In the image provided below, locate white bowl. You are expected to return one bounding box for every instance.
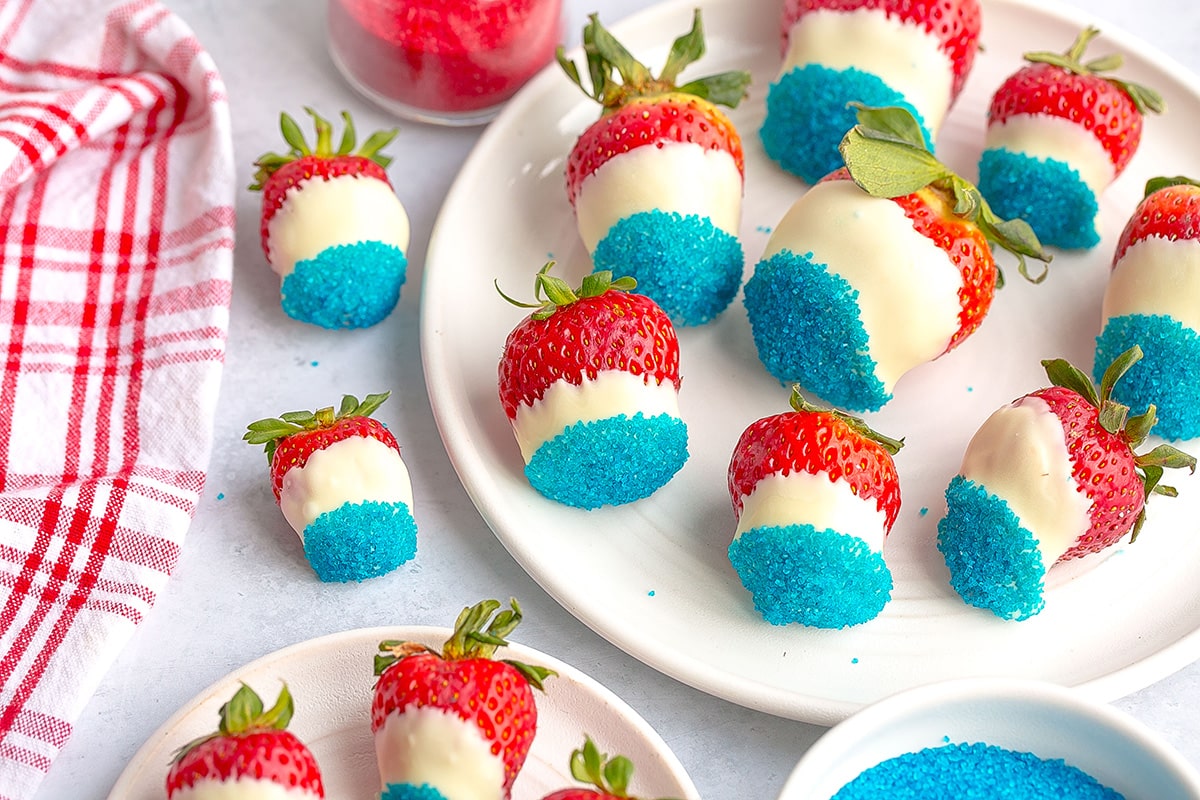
[778,679,1200,800]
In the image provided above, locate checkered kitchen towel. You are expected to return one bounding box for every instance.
[0,0,234,795]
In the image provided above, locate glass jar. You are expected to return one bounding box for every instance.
[328,0,563,126]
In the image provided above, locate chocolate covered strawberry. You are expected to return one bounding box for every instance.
[539,736,671,800]
[166,683,324,800]
[727,386,904,628]
[372,599,554,800]
[558,11,751,326]
[938,347,1195,621]
[250,108,409,329]
[978,26,1165,250]
[497,263,688,509]
[243,391,417,582]
[1096,176,1200,441]
[761,0,981,183]
[745,104,1051,412]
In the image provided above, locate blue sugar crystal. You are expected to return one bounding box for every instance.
[303,499,417,582]
[728,523,892,628]
[743,249,890,412]
[937,476,1046,621]
[380,784,448,800]
[1095,313,1200,441]
[977,148,1100,250]
[525,412,688,509]
[832,741,1125,799]
[591,209,743,327]
[280,239,407,329]
[761,63,933,184]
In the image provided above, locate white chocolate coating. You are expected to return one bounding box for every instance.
[762,179,963,392]
[279,435,414,541]
[1102,236,1200,331]
[985,113,1116,193]
[170,779,317,800]
[782,8,955,133]
[959,395,1092,566]
[733,470,889,553]
[574,141,742,253]
[374,705,505,800]
[511,371,680,463]
[266,173,410,278]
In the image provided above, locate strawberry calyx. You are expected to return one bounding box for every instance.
[1023,26,1165,116]
[170,682,294,764]
[1042,345,1196,540]
[496,261,636,321]
[373,598,556,691]
[1143,175,1200,197]
[564,735,682,800]
[243,391,390,464]
[249,107,398,191]
[839,104,1052,287]
[556,10,751,114]
[788,385,904,456]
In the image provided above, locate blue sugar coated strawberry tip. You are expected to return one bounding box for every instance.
[761,64,932,184]
[592,209,743,327]
[832,741,1125,799]
[380,783,449,800]
[744,249,890,412]
[1096,313,1200,441]
[937,476,1046,621]
[977,148,1100,250]
[303,499,418,582]
[281,240,407,329]
[728,523,892,629]
[525,412,689,510]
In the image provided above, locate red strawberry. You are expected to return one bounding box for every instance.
[249,108,409,329]
[243,391,417,582]
[938,347,1195,620]
[979,27,1165,250]
[371,599,555,799]
[557,11,752,326]
[166,683,324,799]
[540,736,668,800]
[497,263,688,509]
[727,387,904,628]
[745,104,1051,413]
[1112,176,1200,265]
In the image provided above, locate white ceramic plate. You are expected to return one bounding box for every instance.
[421,0,1200,725]
[108,626,699,799]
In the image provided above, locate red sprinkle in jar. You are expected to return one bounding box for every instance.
[328,0,563,126]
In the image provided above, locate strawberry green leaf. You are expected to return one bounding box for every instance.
[1136,443,1198,473]
[280,112,310,155]
[788,386,904,455]
[1024,26,1164,116]
[1098,344,1143,405]
[847,103,928,149]
[504,659,557,692]
[678,71,752,108]
[1042,357,1101,407]
[1097,399,1130,436]
[1125,406,1158,447]
[336,111,357,155]
[1145,175,1200,195]
[587,13,650,88]
[659,9,706,85]
[498,262,636,320]
[838,126,949,198]
[305,107,333,155]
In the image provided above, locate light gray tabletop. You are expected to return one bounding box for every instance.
[45,0,1200,798]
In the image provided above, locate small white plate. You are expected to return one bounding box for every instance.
[421,0,1200,724]
[109,626,699,799]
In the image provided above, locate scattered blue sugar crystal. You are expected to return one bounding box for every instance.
[1096,313,1200,441]
[591,210,743,327]
[743,249,890,412]
[303,499,417,582]
[281,239,407,329]
[761,64,932,183]
[937,476,1046,621]
[727,523,892,628]
[525,412,688,509]
[380,784,448,800]
[977,148,1100,250]
[832,741,1125,799]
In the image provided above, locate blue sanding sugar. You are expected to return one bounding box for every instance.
[380,784,448,800]
[280,239,407,329]
[1096,313,1200,442]
[937,476,1046,621]
[591,209,743,327]
[833,741,1126,799]
[760,64,933,184]
[727,523,892,628]
[525,412,688,510]
[977,148,1100,250]
[743,249,890,412]
[303,499,417,582]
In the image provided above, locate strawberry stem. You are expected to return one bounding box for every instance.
[496,261,636,320]
[1023,26,1165,115]
[244,391,391,464]
[249,109,399,190]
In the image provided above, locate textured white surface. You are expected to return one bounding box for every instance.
[41,1,1200,800]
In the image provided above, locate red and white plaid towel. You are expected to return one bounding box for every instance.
[0,0,234,795]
